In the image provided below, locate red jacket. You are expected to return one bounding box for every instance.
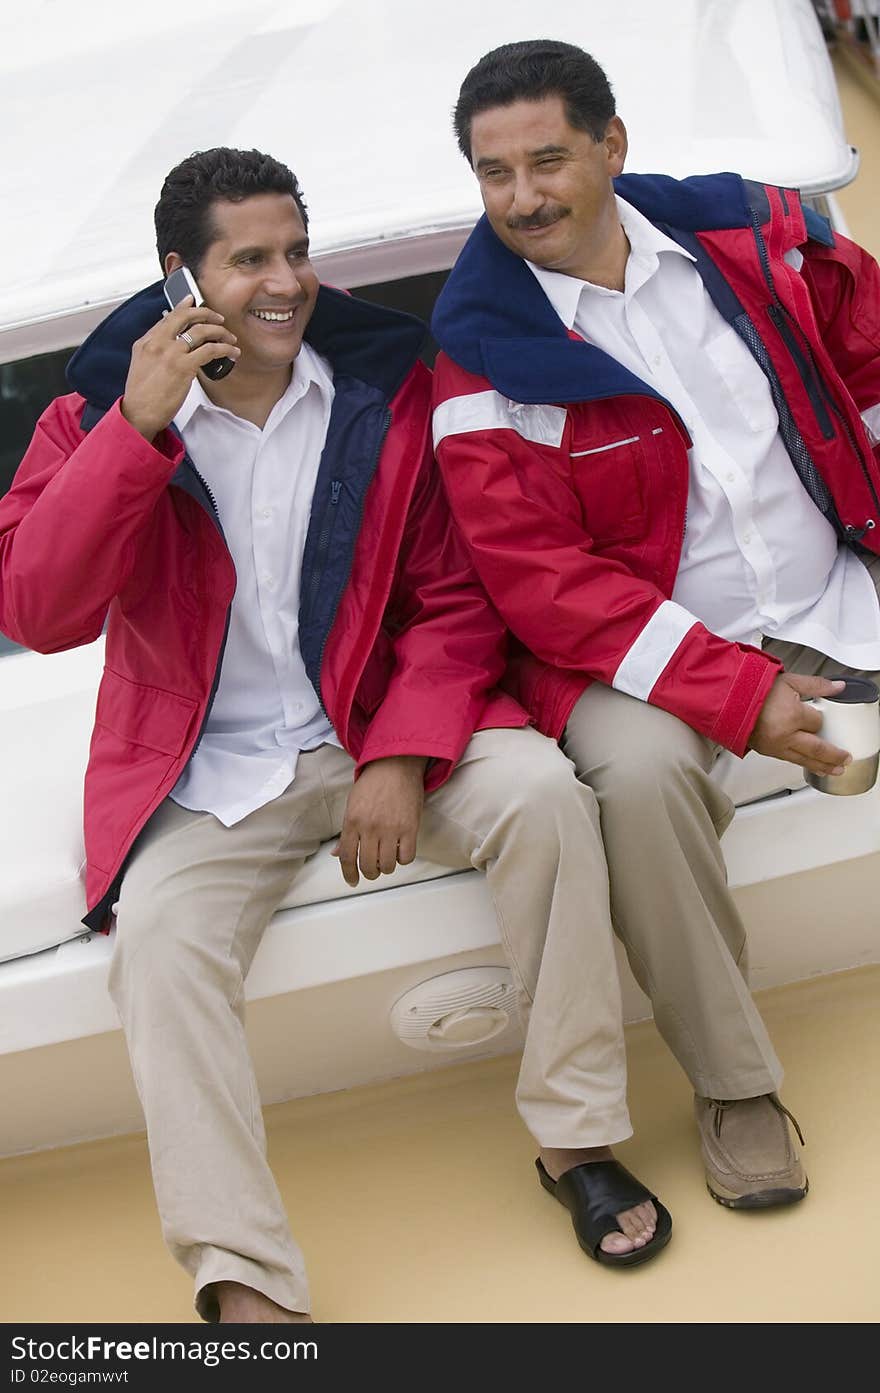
[432,174,880,754]
[0,284,526,927]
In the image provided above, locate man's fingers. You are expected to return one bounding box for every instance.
[798,701,824,735]
[786,673,847,699]
[190,342,242,371]
[340,825,419,881]
[358,832,381,881]
[334,829,360,887]
[789,733,852,775]
[377,837,398,876]
[162,294,195,323]
[164,298,225,331]
[174,321,238,351]
[397,832,417,866]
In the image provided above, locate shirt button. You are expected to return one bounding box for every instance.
[652,354,662,368]
[726,472,736,483]
[260,507,273,519]
[263,575,275,589]
[742,534,752,545]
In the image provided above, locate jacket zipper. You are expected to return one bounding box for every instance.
[749,210,879,530]
[190,461,221,526]
[751,210,835,439]
[306,478,343,612]
[771,302,880,529]
[749,207,777,297]
[819,394,880,539]
[766,304,834,440]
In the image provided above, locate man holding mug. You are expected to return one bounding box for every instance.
[432,39,880,1214]
[803,677,880,795]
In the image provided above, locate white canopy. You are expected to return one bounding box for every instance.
[1,0,855,357]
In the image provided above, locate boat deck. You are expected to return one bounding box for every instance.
[1,966,877,1322]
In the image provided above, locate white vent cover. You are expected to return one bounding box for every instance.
[390,967,518,1052]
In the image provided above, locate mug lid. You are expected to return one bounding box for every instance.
[825,676,880,704]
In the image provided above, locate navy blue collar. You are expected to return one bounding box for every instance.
[430,171,814,405]
[67,282,426,413]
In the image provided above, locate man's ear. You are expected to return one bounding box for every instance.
[163,251,185,277]
[605,117,628,178]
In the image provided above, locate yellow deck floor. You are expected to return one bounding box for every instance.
[3,42,880,1329]
[2,966,878,1323]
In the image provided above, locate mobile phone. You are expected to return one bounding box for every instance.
[163,265,235,381]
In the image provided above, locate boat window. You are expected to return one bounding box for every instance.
[1,349,74,501]
[0,348,74,657]
[350,269,450,366]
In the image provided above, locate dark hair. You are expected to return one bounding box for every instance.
[154,147,309,274]
[454,39,615,163]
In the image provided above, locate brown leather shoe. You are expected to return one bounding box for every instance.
[694,1093,808,1208]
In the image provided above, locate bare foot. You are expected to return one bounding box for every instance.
[213,1280,313,1323]
[540,1146,658,1256]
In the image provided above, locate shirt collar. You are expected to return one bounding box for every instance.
[174,338,333,433]
[174,375,212,432]
[526,194,697,330]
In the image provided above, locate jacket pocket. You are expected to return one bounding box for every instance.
[94,668,199,757]
[569,432,648,543]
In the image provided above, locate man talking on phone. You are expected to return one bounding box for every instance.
[0,148,672,1322]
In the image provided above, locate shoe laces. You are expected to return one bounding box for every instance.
[707,1094,805,1146]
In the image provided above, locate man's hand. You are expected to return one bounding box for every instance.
[332,755,428,888]
[120,297,241,442]
[748,673,851,776]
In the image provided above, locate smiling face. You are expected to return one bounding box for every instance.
[470,95,628,280]
[164,191,319,375]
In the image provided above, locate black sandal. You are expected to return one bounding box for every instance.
[536,1157,673,1267]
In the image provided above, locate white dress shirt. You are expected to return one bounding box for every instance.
[527,195,880,670]
[170,341,341,826]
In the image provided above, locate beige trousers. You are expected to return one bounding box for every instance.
[561,549,880,1102]
[110,727,629,1320]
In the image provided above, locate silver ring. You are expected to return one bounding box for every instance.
[177,330,195,349]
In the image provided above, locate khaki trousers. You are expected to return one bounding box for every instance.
[561,549,880,1102]
[110,728,629,1320]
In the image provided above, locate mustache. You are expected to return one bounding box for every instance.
[506,205,570,231]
